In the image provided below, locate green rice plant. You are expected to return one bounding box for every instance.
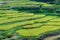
[0,19,36,30]
[6,2,53,7]
[16,25,60,37]
[23,23,43,29]
[50,17,60,22]
[0,14,45,24]
[44,21,60,26]
[35,16,57,22]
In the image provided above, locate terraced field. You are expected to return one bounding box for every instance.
[0,0,60,40]
[0,10,60,40]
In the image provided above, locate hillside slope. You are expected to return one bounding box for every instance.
[0,0,60,40]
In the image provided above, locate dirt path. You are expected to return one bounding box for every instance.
[44,35,60,40]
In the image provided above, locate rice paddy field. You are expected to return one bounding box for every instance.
[0,0,60,40]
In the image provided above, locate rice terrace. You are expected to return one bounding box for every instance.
[0,0,60,40]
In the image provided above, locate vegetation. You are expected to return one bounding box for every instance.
[0,0,60,40]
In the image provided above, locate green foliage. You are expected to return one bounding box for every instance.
[0,0,60,40]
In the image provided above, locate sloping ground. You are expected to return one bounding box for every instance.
[0,0,60,40]
[0,10,60,40]
[16,17,60,37]
[0,1,54,9]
